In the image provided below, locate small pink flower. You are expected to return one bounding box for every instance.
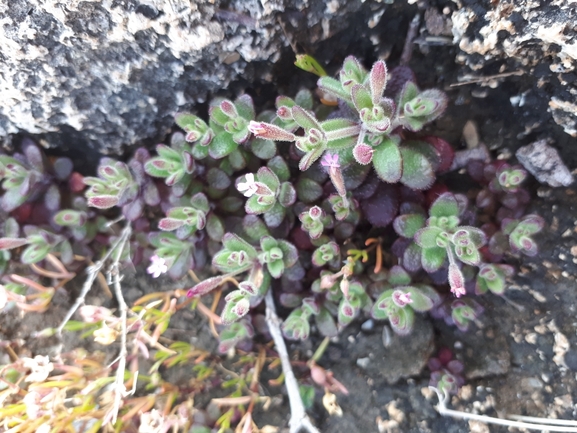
[79,305,113,323]
[147,255,168,278]
[321,153,340,169]
[392,290,413,307]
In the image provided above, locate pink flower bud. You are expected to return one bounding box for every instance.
[448,264,466,298]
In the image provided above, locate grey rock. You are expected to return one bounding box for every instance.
[450,0,577,137]
[340,316,435,384]
[0,0,375,155]
[516,139,574,187]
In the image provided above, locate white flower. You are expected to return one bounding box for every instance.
[93,323,119,345]
[22,356,54,383]
[37,423,51,433]
[0,285,7,310]
[147,255,168,278]
[237,173,258,197]
[139,409,167,433]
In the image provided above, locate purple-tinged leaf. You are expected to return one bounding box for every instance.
[22,139,44,173]
[44,184,61,212]
[403,242,423,272]
[369,60,388,104]
[87,195,119,209]
[384,65,416,98]
[53,157,73,180]
[143,181,160,206]
[182,151,194,173]
[220,100,238,118]
[158,218,185,231]
[361,183,399,228]
[187,275,227,298]
[0,237,27,250]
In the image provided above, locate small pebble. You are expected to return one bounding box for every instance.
[357,357,370,369]
[361,319,375,332]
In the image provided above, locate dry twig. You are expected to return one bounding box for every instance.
[432,387,577,432]
[56,224,133,336]
[265,290,320,433]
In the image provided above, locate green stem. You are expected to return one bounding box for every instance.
[311,336,330,363]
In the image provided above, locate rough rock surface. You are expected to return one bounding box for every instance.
[516,139,574,187]
[449,0,577,137]
[0,0,381,155]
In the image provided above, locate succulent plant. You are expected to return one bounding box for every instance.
[0,54,547,423]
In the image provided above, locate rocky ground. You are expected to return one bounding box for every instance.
[1,0,577,432]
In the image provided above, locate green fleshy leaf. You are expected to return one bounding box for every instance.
[429,193,459,218]
[209,131,238,159]
[373,137,402,183]
[404,285,436,312]
[2,188,29,212]
[393,214,426,238]
[257,167,280,194]
[192,142,210,159]
[21,243,51,264]
[317,76,350,101]
[295,89,313,109]
[350,84,373,112]
[235,94,255,120]
[454,245,481,266]
[388,265,411,286]
[245,194,275,215]
[414,227,443,249]
[260,236,278,252]
[389,307,414,335]
[251,138,277,159]
[222,233,257,258]
[242,215,270,242]
[278,182,296,207]
[206,213,224,242]
[53,210,87,227]
[267,259,284,279]
[315,307,338,337]
[267,156,290,182]
[296,178,323,203]
[277,240,298,267]
[421,246,446,272]
[291,106,322,131]
[263,202,286,228]
[399,147,435,190]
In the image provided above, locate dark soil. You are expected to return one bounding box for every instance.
[2,1,577,432]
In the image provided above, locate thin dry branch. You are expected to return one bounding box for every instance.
[265,290,320,433]
[432,387,577,432]
[56,225,133,336]
[106,224,133,425]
